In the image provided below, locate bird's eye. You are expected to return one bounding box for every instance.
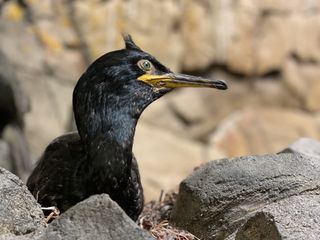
[138,60,153,72]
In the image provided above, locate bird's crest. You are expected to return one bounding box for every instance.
[123,34,141,51]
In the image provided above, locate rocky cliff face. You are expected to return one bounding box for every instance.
[0,0,320,200]
[0,139,319,240]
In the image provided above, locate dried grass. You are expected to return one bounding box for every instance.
[139,191,199,240]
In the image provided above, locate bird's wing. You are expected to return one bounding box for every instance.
[125,155,144,220]
[27,132,86,211]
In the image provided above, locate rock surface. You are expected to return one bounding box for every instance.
[207,108,319,158]
[281,137,320,158]
[63,0,320,75]
[0,50,32,180]
[170,152,320,239]
[0,17,76,159]
[38,194,153,240]
[0,50,29,131]
[0,167,44,236]
[234,195,320,240]
[2,125,33,182]
[283,58,320,112]
[0,141,11,172]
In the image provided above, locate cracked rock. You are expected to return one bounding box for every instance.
[170,152,320,239]
[0,167,44,236]
[38,194,153,240]
[235,195,320,240]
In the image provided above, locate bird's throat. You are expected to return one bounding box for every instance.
[80,110,139,192]
[73,84,145,192]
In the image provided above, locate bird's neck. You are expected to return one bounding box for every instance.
[76,104,140,188]
[72,78,151,189]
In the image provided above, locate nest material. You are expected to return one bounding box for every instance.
[139,191,199,240]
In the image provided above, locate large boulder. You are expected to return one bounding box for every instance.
[281,137,320,158]
[38,194,153,240]
[170,152,320,239]
[0,167,44,236]
[234,195,320,240]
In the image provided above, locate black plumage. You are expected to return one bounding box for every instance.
[27,35,227,221]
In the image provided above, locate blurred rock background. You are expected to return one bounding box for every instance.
[0,0,320,200]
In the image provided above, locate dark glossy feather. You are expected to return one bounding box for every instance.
[27,132,144,220]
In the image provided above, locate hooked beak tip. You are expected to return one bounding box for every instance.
[214,80,228,90]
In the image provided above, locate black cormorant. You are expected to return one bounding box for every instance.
[26,35,227,221]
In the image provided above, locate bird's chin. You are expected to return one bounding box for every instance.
[152,86,173,96]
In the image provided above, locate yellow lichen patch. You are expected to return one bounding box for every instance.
[36,29,62,53]
[3,2,24,22]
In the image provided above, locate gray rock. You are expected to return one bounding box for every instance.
[281,137,320,158]
[0,50,30,130]
[0,167,44,235]
[38,194,153,240]
[0,192,152,240]
[235,195,320,240]
[0,141,11,171]
[170,153,320,240]
[0,20,75,159]
[0,233,39,240]
[2,125,33,182]
[0,49,32,181]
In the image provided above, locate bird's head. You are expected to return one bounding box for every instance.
[73,35,227,142]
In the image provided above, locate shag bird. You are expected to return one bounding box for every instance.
[26,35,227,221]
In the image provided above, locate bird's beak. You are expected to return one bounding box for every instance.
[137,73,228,90]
